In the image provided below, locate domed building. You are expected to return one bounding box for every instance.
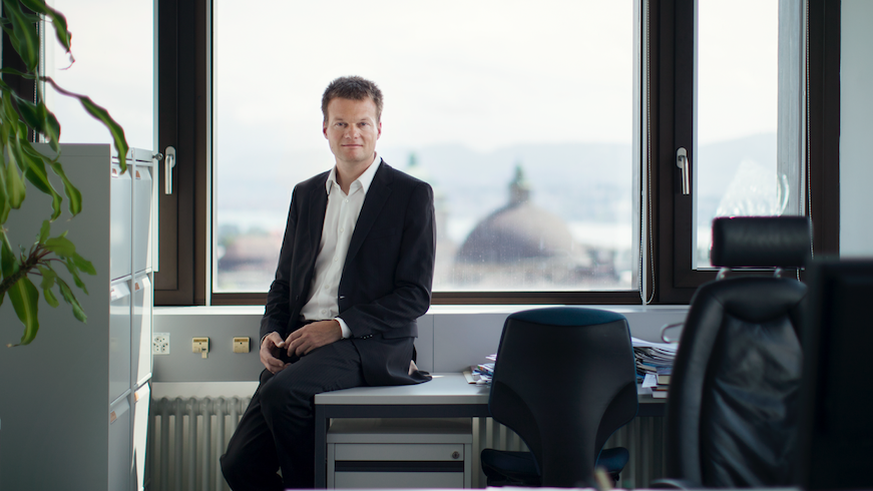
[453,165,604,289]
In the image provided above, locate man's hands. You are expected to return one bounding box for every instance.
[285,320,343,357]
[260,320,344,373]
[260,332,289,374]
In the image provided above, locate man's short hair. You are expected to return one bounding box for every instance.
[321,76,384,123]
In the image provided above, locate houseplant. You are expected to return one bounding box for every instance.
[0,0,128,346]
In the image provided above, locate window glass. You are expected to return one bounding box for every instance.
[214,1,637,293]
[695,0,786,268]
[44,0,155,152]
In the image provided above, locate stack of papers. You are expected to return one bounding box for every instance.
[466,354,497,386]
[633,337,677,399]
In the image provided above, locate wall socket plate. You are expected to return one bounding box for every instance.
[153,332,170,354]
[233,337,251,353]
[192,337,210,358]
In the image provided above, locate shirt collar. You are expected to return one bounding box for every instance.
[325,153,381,195]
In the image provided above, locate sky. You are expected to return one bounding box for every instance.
[43,0,778,154]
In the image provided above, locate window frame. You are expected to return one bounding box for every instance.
[156,0,211,305]
[650,0,841,304]
[154,0,841,307]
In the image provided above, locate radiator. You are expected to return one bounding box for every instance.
[149,398,666,490]
[148,397,251,491]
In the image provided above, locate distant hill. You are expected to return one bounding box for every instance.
[215,133,776,231]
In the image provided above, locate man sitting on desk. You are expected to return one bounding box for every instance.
[220,76,436,490]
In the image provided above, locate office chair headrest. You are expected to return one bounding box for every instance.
[710,216,812,268]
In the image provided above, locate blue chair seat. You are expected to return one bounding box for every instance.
[481,447,630,486]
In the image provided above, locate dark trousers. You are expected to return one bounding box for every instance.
[220,339,365,490]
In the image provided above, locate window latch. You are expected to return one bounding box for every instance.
[676,147,690,195]
[164,145,176,195]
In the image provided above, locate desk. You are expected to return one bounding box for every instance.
[313,373,665,488]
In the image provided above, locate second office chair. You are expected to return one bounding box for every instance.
[481,307,638,487]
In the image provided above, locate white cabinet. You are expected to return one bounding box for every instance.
[111,162,133,281]
[132,274,153,388]
[110,280,133,403]
[327,418,473,489]
[0,144,157,491]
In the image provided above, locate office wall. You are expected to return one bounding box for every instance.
[152,305,688,385]
[840,0,873,256]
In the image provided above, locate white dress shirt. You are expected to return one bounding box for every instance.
[299,155,381,338]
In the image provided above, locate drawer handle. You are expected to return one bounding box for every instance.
[451,451,460,460]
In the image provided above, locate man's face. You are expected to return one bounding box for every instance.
[323,97,381,168]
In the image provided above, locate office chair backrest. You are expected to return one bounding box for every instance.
[665,216,811,487]
[489,307,638,488]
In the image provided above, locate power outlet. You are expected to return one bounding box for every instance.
[153,332,170,354]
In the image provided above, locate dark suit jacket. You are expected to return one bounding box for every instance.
[260,160,436,386]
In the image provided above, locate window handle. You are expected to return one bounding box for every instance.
[676,147,690,195]
[164,145,176,195]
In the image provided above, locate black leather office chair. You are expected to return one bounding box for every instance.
[657,216,811,488]
[481,306,638,488]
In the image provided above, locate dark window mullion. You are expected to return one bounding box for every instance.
[156,0,209,305]
[653,0,711,303]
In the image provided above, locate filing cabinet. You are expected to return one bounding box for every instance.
[0,144,157,491]
[327,418,473,488]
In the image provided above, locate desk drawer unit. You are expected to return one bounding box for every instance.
[327,418,473,488]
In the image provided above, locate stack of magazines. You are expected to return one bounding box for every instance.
[632,337,677,398]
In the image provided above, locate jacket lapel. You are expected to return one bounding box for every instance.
[298,176,328,292]
[345,162,393,265]
[308,180,328,251]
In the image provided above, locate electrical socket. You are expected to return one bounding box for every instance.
[153,332,170,354]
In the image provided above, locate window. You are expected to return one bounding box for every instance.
[212,1,640,298]
[695,0,786,270]
[644,0,839,303]
[154,0,841,307]
[44,0,155,152]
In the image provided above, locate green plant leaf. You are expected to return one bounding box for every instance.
[42,77,128,173]
[0,67,34,81]
[37,263,59,307]
[43,284,58,308]
[0,23,17,51]
[14,94,62,151]
[78,97,128,172]
[71,251,95,275]
[46,158,82,216]
[2,0,39,72]
[0,229,16,277]
[19,0,72,54]
[19,142,62,219]
[44,234,75,256]
[8,275,39,346]
[14,93,41,129]
[5,148,26,209]
[63,257,87,293]
[38,220,51,243]
[56,277,86,322]
[1,92,21,133]
[37,264,55,289]
[38,103,61,151]
[0,155,9,224]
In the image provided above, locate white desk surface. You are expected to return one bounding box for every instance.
[316,372,665,411]
[315,373,490,405]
